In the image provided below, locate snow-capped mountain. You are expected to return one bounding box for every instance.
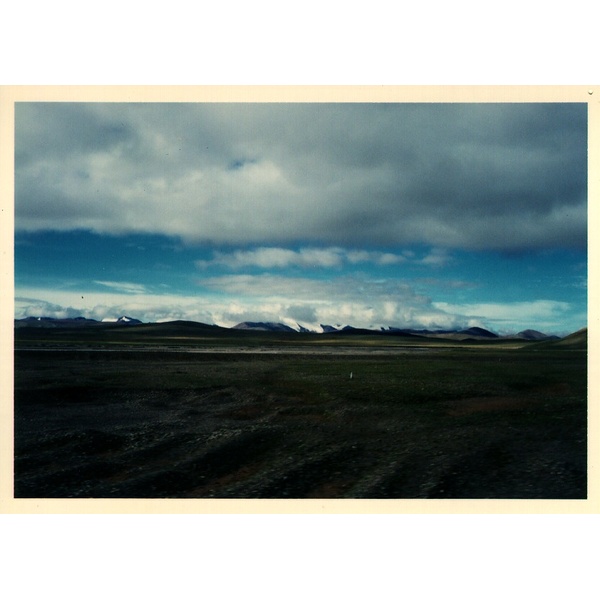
[101,316,143,325]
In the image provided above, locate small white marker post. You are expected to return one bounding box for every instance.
[350,372,353,379]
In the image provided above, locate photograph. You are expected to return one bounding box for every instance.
[2,6,598,598]
[5,88,591,508]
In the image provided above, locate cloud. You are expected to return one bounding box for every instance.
[415,278,478,290]
[197,272,424,302]
[94,280,149,294]
[418,248,452,266]
[14,297,82,320]
[15,288,216,325]
[196,247,345,269]
[15,273,461,331]
[15,277,582,334]
[286,304,318,323]
[15,102,587,252]
[195,246,451,270]
[432,299,574,332]
[195,273,469,330]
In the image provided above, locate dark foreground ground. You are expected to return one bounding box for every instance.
[14,346,587,499]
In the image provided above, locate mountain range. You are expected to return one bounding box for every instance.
[14,315,142,328]
[13,315,564,341]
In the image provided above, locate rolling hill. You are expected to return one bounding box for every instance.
[532,327,587,350]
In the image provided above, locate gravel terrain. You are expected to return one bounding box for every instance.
[14,348,587,499]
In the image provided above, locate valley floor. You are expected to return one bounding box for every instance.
[13,346,587,499]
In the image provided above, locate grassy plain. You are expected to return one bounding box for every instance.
[13,326,587,499]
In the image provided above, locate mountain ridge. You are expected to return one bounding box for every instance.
[14,315,579,341]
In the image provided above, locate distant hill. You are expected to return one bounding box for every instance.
[458,327,499,338]
[388,326,499,341]
[15,316,101,328]
[386,327,454,335]
[507,329,560,341]
[120,320,229,335]
[333,325,381,335]
[533,327,587,350]
[232,321,297,332]
[15,315,143,328]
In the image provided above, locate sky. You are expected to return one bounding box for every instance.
[14,102,588,335]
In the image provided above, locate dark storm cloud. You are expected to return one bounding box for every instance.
[15,103,134,165]
[15,102,587,251]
